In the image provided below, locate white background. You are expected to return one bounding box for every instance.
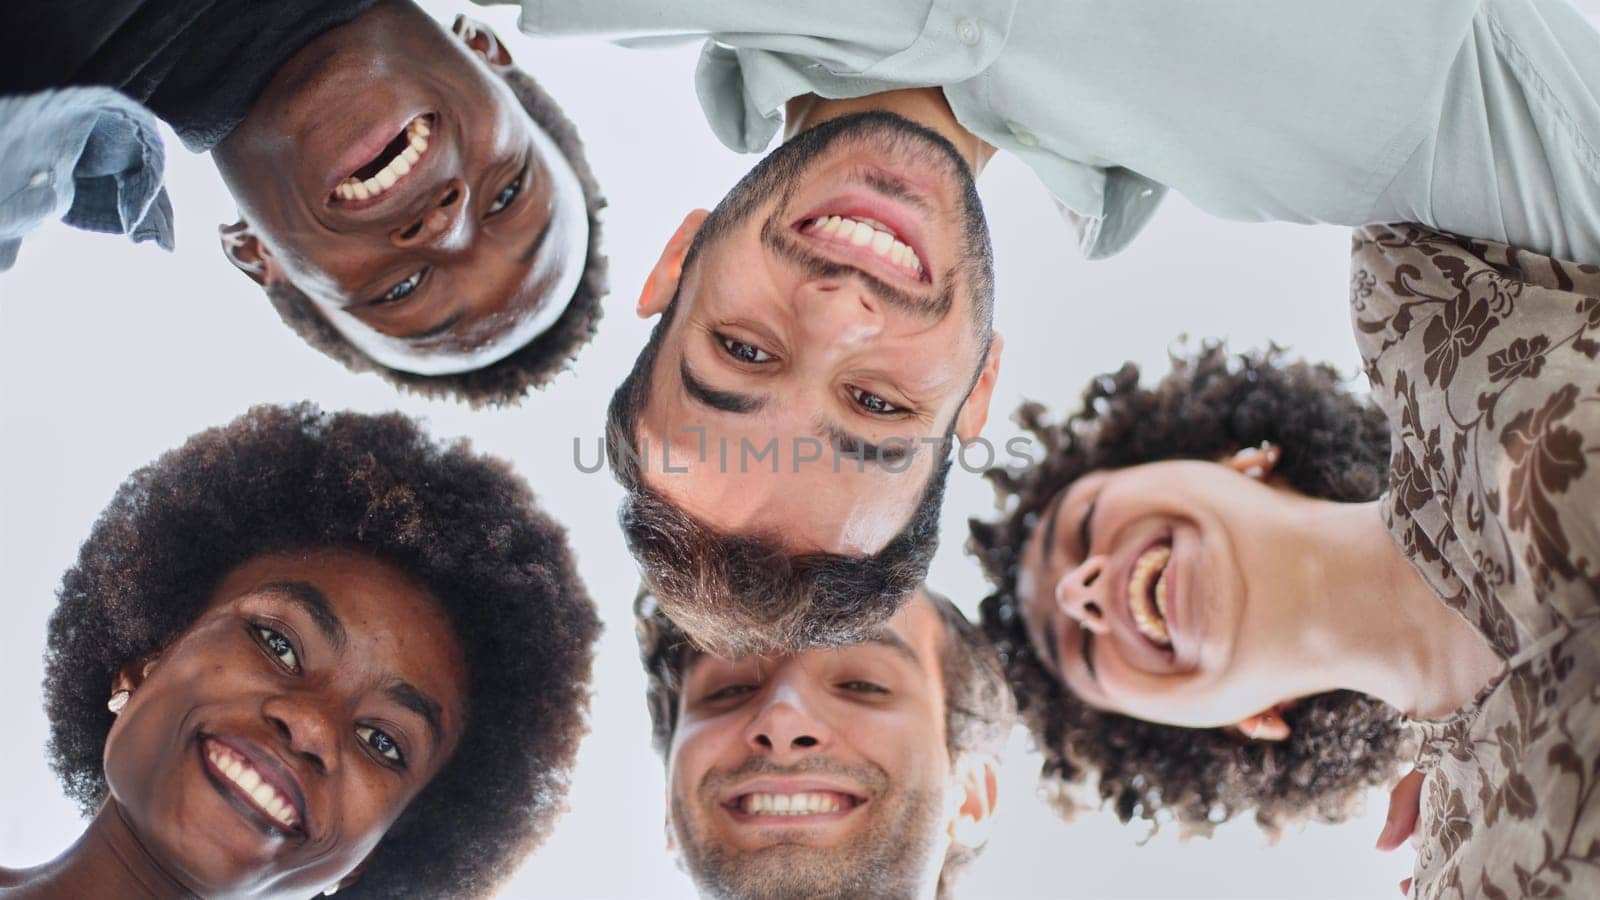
[13,3,1583,897]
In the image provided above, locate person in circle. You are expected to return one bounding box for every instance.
[1,403,599,898]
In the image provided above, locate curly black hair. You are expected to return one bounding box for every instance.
[43,403,600,898]
[968,343,1408,836]
[634,585,1014,898]
[263,67,608,407]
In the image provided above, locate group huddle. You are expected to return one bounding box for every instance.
[3,0,1598,898]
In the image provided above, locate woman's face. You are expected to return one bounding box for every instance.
[1015,458,1313,730]
[101,548,469,897]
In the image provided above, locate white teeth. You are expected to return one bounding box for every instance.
[1127,546,1173,646]
[207,743,297,828]
[336,116,430,203]
[741,792,845,816]
[804,215,926,278]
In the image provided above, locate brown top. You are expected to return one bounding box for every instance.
[1352,223,1600,899]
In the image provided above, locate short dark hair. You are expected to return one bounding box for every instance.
[263,68,608,406]
[968,343,1408,835]
[43,403,600,898]
[635,585,1015,896]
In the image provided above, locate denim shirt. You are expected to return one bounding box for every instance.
[0,87,174,272]
[496,0,1600,264]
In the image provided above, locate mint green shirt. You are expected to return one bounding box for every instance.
[494,0,1600,263]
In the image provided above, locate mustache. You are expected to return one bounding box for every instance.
[700,755,891,800]
[759,217,953,320]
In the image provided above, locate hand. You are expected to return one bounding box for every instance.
[1377,769,1425,895]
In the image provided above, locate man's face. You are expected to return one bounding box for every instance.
[637,113,999,555]
[667,592,955,899]
[103,548,468,897]
[213,4,588,376]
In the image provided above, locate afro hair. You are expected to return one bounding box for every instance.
[968,343,1409,836]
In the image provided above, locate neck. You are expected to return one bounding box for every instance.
[784,89,996,175]
[2,802,194,900]
[1273,499,1503,720]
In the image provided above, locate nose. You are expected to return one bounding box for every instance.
[262,690,342,773]
[391,178,470,251]
[1057,554,1112,635]
[743,681,831,760]
[794,277,884,348]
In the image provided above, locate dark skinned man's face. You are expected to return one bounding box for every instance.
[213,1,588,376]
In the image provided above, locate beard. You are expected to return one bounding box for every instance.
[673,756,946,900]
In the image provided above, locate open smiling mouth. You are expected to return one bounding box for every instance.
[333,114,433,203]
[1128,543,1174,649]
[727,790,866,818]
[201,738,305,834]
[799,215,927,281]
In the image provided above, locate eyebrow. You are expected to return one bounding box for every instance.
[679,359,911,466]
[1040,490,1069,568]
[681,358,764,413]
[404,311,466,343]
[385,680,445,747]
[259,581,346,650]
[860,627,921,667]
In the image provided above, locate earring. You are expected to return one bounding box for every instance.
[107,690,130,714]
[322,885,339,897]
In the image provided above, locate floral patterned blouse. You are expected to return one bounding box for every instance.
[1351,223,1600,899]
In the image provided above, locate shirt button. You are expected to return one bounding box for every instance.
[1008,122,1040,148]
[27,170,49,188]
[956,18,981,46]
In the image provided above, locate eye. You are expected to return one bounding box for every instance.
[849,387,902,415]
[356,725,406,766]
[704,683,757,703]
[372,271,423,306]
[719,336,773,364]
[840,680,889,695]
[488,171,524,215]
[253,625,300,673]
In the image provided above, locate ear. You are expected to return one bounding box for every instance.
[111,653,161,697]
[322,856,370,897]
[947,754,1000,849]
[1227,442,1281,481]
[639,210,710,319]
[954,331,1004,442]
[219,219,285,288]
[451,16,514,67]
[1230,705,1292,742]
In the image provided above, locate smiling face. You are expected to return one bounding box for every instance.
[667,592,955,899]
[634,112,999,556]
[1016,459,1329,730]
[101,548,468,897]
[213,4,589,377]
